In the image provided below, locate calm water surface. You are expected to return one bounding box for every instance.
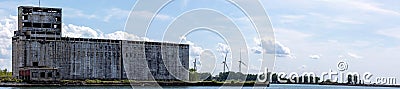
[0,84,397,89]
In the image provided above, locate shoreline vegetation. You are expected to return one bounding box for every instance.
[0,68,398,87]
[0,68,269,87]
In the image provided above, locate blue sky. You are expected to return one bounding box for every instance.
[1,0,400,84]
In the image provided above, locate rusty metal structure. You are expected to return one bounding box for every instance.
[12,6,189,82]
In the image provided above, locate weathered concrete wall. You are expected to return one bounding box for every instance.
[122,41,190,81]
[13,38,189,81]
[13,6,189,81]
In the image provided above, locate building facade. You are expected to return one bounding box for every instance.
[12,6,189,82]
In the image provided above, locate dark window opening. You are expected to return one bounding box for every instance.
[55,17,61,22]
[33,62,38,66]
[22,15,28,20]
[42,23,52,28]
[48,72,53,78]
[32,72,38,78]
[40,72,45,78]
[22,8,32,13]
[56,72,60,76]
[22,22,32,27]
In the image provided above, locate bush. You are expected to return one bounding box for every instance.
[85,79,101,84]
[1,78,23,83]
[121,80,134,83]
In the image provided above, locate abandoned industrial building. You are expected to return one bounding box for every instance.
[12,6,189,82]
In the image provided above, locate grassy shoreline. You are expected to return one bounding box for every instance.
[0,81,269,87]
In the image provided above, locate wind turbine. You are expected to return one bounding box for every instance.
[238,50,247,73]
[222,52,229,73]
[193,58,197,71]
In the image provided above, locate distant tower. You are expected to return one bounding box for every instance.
[15,6,62,38]
[13,6,62,78]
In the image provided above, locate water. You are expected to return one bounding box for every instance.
[0,84,396,89]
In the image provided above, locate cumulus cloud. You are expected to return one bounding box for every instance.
[182,40,204,57]
[0,16,16,70]
[275,41,292,57]
[216,43,230,54]
[102,31,152,41]
[309,54,321,59]
[0,16,16,57]
[62,23,151,41]
[251,37,294,58]
[62,24,102,38]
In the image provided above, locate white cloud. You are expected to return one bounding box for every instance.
[309,54,321,59]
[347,52,363,59]
[0,16,16,57]
[183,40,204,57]
[251,46,263,54]
[0,58,11,71]
[62,23,151,41]
[251,37,294,58]
[216,43,230,54]
[0,16,16,70]
[275,41,292,57]
[102,31,151,41]
[62,24,101,38]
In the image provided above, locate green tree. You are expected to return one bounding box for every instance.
[189,68,199,81]
[189,68,196,72]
